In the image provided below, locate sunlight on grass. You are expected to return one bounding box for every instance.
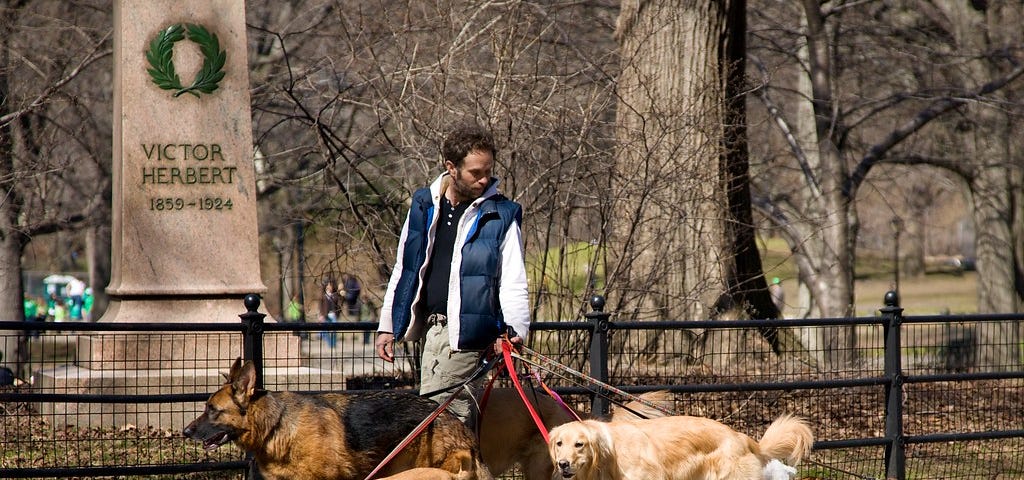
[527,241,604,295]
[526,236,978,317]
[759,235,977,316]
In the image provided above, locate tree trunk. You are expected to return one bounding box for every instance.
[86,223,112,320]
[610,0,732,321]
[0,234,27,371]
[937,0,1021,369]
[611,0,808,366]
[0,6,27,371]
[794,0,857,368]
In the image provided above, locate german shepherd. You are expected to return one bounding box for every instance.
[183,358,491,480]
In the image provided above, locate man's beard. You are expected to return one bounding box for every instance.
[450,174,485,202]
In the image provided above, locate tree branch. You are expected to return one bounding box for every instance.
[845,61,1024,196]
[0,33,110,127]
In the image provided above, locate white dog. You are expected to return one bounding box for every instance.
[548,414,812,480]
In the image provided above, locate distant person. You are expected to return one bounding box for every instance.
[52,301,67,323]
[66,277,86,315]
[286,295,304,323]
[341,273,368,344]
[82,288,95,322]
[318,278,341,348]
[341,274,362,319]
[46,292,61,320]
[769,277,785,318]
[23,296,40,338]
[285,294,306,339]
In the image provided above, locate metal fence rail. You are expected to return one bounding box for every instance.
[1,292,1021,479]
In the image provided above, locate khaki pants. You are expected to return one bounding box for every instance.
[419,317,483,426]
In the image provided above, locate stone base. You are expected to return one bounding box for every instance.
[98,296,267,325]
[85,297,300,370]
[34,365,346,429]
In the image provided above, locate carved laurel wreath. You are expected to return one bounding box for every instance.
[145,23,226,98]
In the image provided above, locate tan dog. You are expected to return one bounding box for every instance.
[479,388,577,479]
[548,414,812,480]
[184,358,491,480]
[479,389,673,479]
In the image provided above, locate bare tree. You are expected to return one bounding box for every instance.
[603,0,820,376]
[0,0,111,371]
[244,0,623,321]
[748,0,1024,367]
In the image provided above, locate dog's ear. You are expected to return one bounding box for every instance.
[589,421,616,472]
[230,360,257,401]
[225,357,243,382]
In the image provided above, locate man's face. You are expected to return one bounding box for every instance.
[446,149,493,203]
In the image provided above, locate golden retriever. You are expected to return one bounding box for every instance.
[480,389,673,480]
[548,414,812,480]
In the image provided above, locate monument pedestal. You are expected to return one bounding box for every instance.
[30,0,311,430]
[100,297,257,325]
[89,297,298,370]
[35,364,344,429]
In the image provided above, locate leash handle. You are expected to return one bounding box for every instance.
[501,340,551,443]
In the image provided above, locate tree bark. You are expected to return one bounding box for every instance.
[610,0,731,321]
[0,3,27,371]
[934,0,1021,369]
[611,0,809,366]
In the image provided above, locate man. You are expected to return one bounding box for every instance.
[318,278,341,348]
[376,123,530,425]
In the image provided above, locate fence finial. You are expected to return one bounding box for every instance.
[590,295,606,312]
[244,293,261,313]
[883,290,900,307]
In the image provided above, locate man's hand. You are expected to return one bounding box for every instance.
[375,332,395,362]
[492,336,523,357]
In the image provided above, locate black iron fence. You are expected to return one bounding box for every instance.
[1,292,1022,479]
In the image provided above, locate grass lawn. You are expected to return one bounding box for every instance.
[527,237,979,317]
[759,236,978,317]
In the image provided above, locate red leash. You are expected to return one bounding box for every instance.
[363,357,498,480]
[365,340,562,480]
[362,388,462,480]
[500,340,552,443]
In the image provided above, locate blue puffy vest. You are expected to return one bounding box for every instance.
[390,187,522,350]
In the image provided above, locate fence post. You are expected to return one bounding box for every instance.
[585,295,610,416]
[880,290,905,480]
[240,293,265,389]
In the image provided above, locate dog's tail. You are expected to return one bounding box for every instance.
[757,414,813,466]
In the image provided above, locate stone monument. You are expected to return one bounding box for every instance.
[35,0,316,428]
[104,1,265,325]
[77,0,284,370]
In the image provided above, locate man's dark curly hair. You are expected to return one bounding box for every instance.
[442,123,496,169]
